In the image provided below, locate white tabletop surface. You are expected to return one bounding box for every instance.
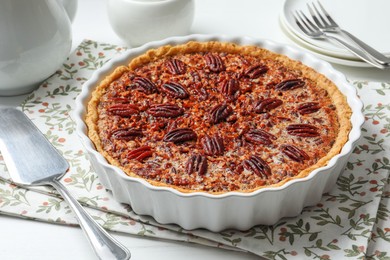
[1,0,389,259]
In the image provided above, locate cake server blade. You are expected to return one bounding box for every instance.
[0,107,130,260]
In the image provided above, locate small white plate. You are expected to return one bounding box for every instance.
[282,0,390,59]
[279,16,373,67]
[279,13,359,60]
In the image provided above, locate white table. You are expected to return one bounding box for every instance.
[1,1,389,259]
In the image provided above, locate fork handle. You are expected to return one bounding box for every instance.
[340,29,390,65]
[51,179,131,260]
[324,33,387,69]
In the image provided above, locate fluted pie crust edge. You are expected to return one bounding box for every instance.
[86,41,352,194]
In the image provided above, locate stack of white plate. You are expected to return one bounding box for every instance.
[279,0,390,67]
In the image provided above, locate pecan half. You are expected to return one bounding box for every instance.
[108,104,139,117]
[221,79,239,101]
[286,124,320,137]
[161,82,189,99]
[186,154,208,175]
[147,104,184,118]
[210,104,233,124]
[190,70,201,82]
[253,98,283,113]
[163,128,197,144]
[297,102,320,115]
[127,146,153,161]
[281,144,309,162]
[201,134,225,156]
[194,87,208,101]
[204,53,225,72]
[110,128,143,140]
[244,65,268,79]
[166,59,186,75]
[132,76,157,94]
[244,129,276,145]
[242,155,271,178]
[275,79,305,91]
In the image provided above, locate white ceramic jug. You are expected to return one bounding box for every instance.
[0,0,77,96]
[107,0,195,47]
[58,0,78,23]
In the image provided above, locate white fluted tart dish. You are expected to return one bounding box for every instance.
[74,34,364,231]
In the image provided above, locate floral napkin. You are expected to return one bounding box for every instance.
[0,40,389,259]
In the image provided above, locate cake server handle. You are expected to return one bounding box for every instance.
[51,179,131,260]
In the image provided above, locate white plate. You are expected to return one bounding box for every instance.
[279,13,359,60]
[282,0,390,59]
[279,15,373,67]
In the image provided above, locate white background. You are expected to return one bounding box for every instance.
[1,0,389,259]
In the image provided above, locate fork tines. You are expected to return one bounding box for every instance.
[293,10,320,35]
[306,1,337,29]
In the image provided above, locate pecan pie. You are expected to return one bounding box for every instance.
[86,41,351,194]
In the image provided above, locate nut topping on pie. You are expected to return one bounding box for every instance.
[243,129,276,145]
[204,53,225,72]
[209,104,233,124]
[297,102,321,115]
[201,134,225,156]
[147,104,184,118]
[242,155,272,178]
[253,98,283,113]
[131,76,157,94]
[221,79,240,101]
[186,154,208,176]
[281,144,310,162]
[286,124,320,137]
[127,146,153,162]
[87,41,351,193]
[110,127,143,140]
[244,64,268,79]
[163,128,197,144]
[161,82,189,99]
[108,104,139,117]
[166,58,186,75]
[275,79,306,91]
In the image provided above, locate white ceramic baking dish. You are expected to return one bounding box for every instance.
[74,34,364,232]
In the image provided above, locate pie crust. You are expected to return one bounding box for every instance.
[86,41,351,194]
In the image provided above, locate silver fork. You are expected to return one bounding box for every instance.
[293,11,389,69]
[307,1,390,66]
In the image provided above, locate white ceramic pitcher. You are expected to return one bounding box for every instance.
[0,0,77,96]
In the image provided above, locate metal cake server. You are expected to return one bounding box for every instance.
[0,107,130,260]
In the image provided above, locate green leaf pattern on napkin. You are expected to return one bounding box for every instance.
[0,40,389,259]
